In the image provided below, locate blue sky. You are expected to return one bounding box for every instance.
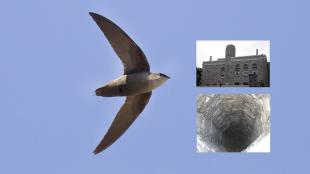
[0,0,309,173]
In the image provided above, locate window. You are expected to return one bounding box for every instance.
[220,67,225,72]
[243,71,249,76]
[243,64,248,70]
[252,63,257,70]
[220,67,225,78]
[235,64,240,71]
[234,82,240,85]
[243,82,249,85]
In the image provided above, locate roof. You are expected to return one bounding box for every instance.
[203,54,267,65]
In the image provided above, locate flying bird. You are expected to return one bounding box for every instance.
[89,12,170,154]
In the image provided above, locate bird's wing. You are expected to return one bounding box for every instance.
[89,12,150,74]
[93,92,152,154]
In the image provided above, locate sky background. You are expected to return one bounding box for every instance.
[0,0,309,173]
[196,40,270,67]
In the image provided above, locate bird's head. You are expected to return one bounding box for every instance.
[148,72,169,89]
[150,73,170,87]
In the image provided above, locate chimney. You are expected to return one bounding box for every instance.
[210,56,212,61]
[256,49,258,55]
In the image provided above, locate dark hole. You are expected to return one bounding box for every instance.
[222,124,252,152]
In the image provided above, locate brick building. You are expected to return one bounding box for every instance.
[201,44,270,87]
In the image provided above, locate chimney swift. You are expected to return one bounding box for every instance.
[89,12,170,154]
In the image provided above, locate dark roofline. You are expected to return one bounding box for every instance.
[203,54,267,63]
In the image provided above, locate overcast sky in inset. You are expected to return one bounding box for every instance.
[196,40,270,68]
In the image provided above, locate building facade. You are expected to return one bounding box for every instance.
[201,44,269,87]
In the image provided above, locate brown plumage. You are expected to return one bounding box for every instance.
[89,12,169,155]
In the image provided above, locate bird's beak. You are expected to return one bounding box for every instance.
[162,74,170,79]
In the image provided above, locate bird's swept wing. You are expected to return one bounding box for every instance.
[93,92,152,154]
[89,12,150,74]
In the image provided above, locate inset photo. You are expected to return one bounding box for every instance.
[196,40,270,87]
[197,94,270,152]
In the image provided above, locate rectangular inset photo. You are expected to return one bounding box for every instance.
[197,94,270,152]
[196,40,270,87]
